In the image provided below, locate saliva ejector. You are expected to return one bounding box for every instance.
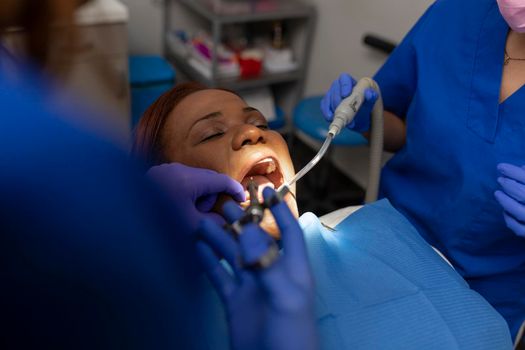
[279,77,384,202]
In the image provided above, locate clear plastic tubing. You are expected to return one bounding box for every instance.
[282,132,334,189]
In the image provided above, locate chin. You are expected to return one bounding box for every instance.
[259,194,299,239]
[260,212,280,237]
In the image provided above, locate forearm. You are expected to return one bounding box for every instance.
[364,110,406,152]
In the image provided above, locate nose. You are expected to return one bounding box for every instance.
[232,125,266,150]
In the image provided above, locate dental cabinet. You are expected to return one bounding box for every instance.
[163,0,317,127]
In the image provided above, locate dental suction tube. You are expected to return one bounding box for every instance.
[329,77,384,203]
[282,78,383,203]
[329,78,379,137]
[285,133,334,188]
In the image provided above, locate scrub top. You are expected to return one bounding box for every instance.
[1,65,207,348]
[375,0,525,337]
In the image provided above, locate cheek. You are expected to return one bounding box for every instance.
[175,144,234,175]
[268,134,295,173]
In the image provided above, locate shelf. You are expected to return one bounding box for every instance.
[164,0,316,120]
[167,50,302,90]
[179,0,315,23]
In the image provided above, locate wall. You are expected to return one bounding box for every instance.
[121,0,434,95]
[302,0,433,95]
[120,0,164,55]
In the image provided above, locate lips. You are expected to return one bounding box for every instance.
[239,156,284,205]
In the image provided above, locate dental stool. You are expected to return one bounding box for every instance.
[292,96,368,214]
[129,55,176,128]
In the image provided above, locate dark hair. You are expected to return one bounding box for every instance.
[131,82,210,168]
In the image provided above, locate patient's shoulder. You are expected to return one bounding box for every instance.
[336,199,427,247]
[303,201,513,349]
[303,199,467,289]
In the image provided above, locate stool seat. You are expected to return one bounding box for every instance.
[129,55,176,128]
[129,56,175,86]
[293,96,367,146]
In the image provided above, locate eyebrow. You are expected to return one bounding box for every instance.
[187,111,223,138]
[243,107,260,113]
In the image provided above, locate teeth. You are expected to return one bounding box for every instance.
[256,157,273,164]
[254,158,276,175]
[266,162,276,174]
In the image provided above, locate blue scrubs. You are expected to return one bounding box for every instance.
[0,64,208,348]
[375,0,525,337]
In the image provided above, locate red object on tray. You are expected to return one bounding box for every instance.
[238,50,263,78]
[238,57,262,78]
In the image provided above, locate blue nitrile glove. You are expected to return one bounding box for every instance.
[320,72,379,132]
[495,163,525,238]
[196,187,318,350]
[147,163,245,229]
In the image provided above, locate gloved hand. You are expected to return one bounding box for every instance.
[494,163,525,238]
[196,187,318,350]
[320,72,379,132]
[147,163,245,229]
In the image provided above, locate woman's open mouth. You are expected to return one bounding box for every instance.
[239,157,284,206]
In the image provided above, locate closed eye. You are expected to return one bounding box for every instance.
[200,132,225,143]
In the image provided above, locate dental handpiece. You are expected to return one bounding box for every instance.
[227,179,264,237]
[277,133,334,193]
[329,77,380,136]
[277,78,380,196]
[228,179,280,270]
[246,179,264,223]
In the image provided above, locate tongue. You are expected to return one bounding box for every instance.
[241,175,275,203]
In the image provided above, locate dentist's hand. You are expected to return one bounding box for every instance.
[147,163,245,230]
[495,163,525,238]
[321,72,378,132]
[196,187,318,350]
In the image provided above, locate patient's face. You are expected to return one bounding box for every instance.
[162,89,298,236]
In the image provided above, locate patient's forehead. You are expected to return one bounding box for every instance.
[173,89,248,123]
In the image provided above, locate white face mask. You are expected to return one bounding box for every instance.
[497,0,525,33]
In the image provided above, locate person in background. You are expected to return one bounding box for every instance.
[0,1,317,349]
[321,0,525,342]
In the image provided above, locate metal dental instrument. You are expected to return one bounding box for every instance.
[229,179,264,236]
[246,179,264,223]
[277,77,384,203]
[228,179,280,270]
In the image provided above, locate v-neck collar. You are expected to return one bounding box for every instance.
[466,2,509,143]
[500,80,525,107]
